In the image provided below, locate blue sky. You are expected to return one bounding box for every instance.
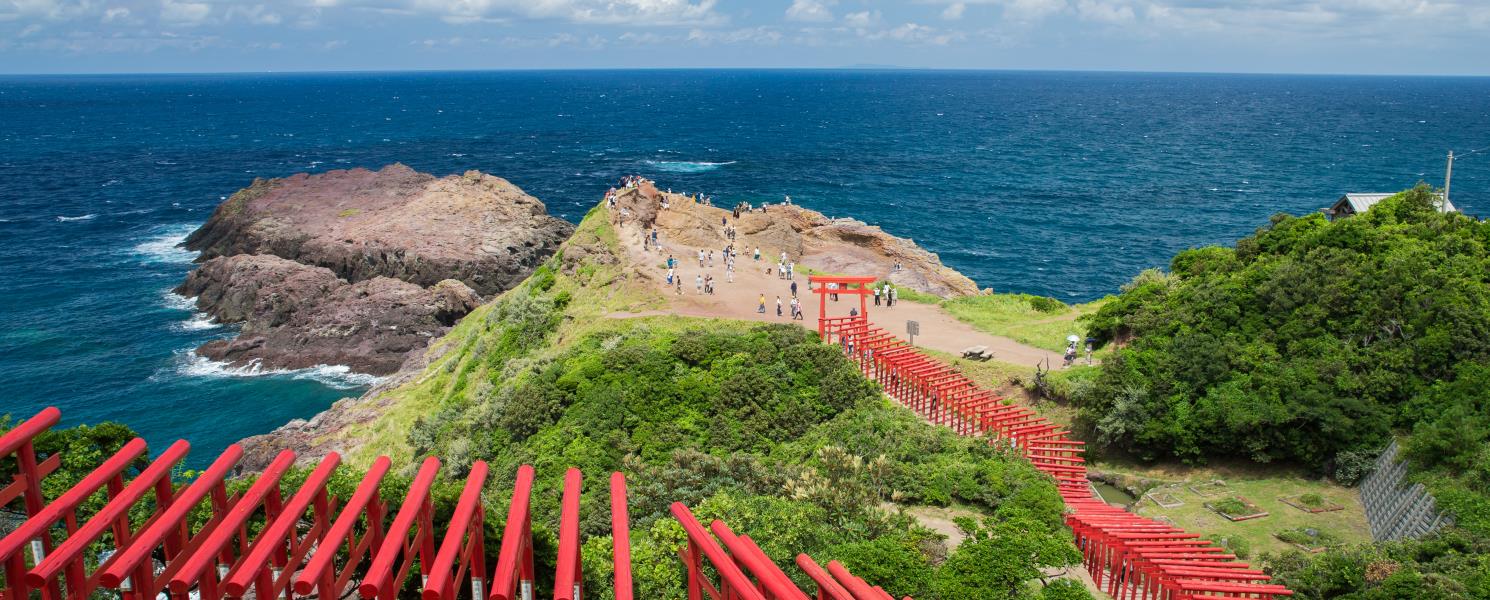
[2,0,1489,75]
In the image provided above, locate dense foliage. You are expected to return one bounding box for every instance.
[409,321,1083,598]
[1265,530,1490,599]
[1077,186,1490,472]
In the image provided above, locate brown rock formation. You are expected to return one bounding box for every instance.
[612,185,979,298]
[175,255,481,375]
[183,164,573,296]
[175,164,570,376]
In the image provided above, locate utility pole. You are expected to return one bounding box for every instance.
[1445,150,1454,206]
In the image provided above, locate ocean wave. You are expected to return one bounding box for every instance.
[175,313,221,332]
[161,289,198,311]
[175,353,383,390]
[134,224,200,264]
[645,160,736,173]
[57,214,97,222]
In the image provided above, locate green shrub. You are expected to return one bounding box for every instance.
[1299,493,1325,507]
[1212,498,1249,516]
[1040,579,1095,600]
[1075,185,1490,470]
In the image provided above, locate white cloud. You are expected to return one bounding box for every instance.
[228,4,283,25]
[785,0,833,22]
[942,3,965,20]
[864,21,964,45]
[408,0,723,27]
[160,0,210,24]
[687,25,781,44]
[101,7,131,23]
[843,9,878,28]
[1075,0,1131,25]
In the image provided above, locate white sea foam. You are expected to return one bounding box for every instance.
[176,353,383,390]
[57,214,97,222]
[134,224,200,264]
[176,313,221,331]
[161,289,198,311]
[645,160,736,174]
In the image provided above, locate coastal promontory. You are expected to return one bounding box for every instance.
[174,164,573,375]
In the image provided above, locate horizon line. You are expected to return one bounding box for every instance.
[4,65,1490,79]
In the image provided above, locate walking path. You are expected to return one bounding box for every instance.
[609,203,1068,369]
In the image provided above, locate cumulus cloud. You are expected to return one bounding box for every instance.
[409,0,723,26]
[843,9,879,28]
[160,0,210,24]
[785,0,833,22]
[941,3,965,20]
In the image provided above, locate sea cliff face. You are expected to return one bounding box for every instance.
[175,164,572,376]
[183,163,573,296]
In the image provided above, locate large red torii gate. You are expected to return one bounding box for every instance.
[807,275,877,340]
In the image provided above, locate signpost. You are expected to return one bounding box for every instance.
[907,320,919,346]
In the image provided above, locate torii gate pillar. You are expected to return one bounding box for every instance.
[807,275,878,339]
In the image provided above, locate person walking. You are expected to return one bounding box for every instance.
[874,286,881,306]
[753,247,761,261]
[889,287,898,307]
[697,249,705,268]
[776,296,783,317]
[695,273,703,294]
[790,296,801,320]
[757,294,767,314]
[790,280,798,297]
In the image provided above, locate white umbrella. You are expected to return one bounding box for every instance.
[1067,334,1080,343]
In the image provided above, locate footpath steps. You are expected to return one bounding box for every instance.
[825,316,1293,600]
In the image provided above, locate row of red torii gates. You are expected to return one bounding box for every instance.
[0,276,1292,600]
[806,275,1293,600]
[1,407,904,600]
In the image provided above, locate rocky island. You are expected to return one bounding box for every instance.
[173,164,573,375]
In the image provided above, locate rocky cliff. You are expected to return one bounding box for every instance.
[176,255,480,375]
[614,185,980,297]
[175,164,571,375]
[183,164,572,296]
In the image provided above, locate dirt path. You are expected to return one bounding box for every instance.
[610,206,1063,369]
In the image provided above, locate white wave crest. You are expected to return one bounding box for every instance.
[176,353,383,390]
[57,214,97,222]
[175,313,221,331]
[134,225,200,264]
[160,289,198,311]
[645,160,736,173]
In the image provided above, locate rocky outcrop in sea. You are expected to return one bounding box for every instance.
[174,164,573,375]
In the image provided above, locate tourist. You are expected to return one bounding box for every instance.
[889,287,898,307]
[787,262,794,280]
[776,296,783,317]
[695,273,703,294]
[849,307,859,318]
[697,249,705,268]
[757,294,767,314]
[708,250,715,267]
[753,247,761,261]
[1085,338,1095,366]
[666,268,675,286]
[790,297,801,320]
[790,280,798,297]
[874,286,881,306]
[675,276,683,295]
[666,254,674,270]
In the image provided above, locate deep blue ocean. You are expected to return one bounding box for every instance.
[2,70,1487,464]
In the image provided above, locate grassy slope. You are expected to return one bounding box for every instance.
[333,207,666,467]
[941,294,1111,355]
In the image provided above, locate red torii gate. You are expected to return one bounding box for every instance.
[807,275,877,340]
[1,406,918,600]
